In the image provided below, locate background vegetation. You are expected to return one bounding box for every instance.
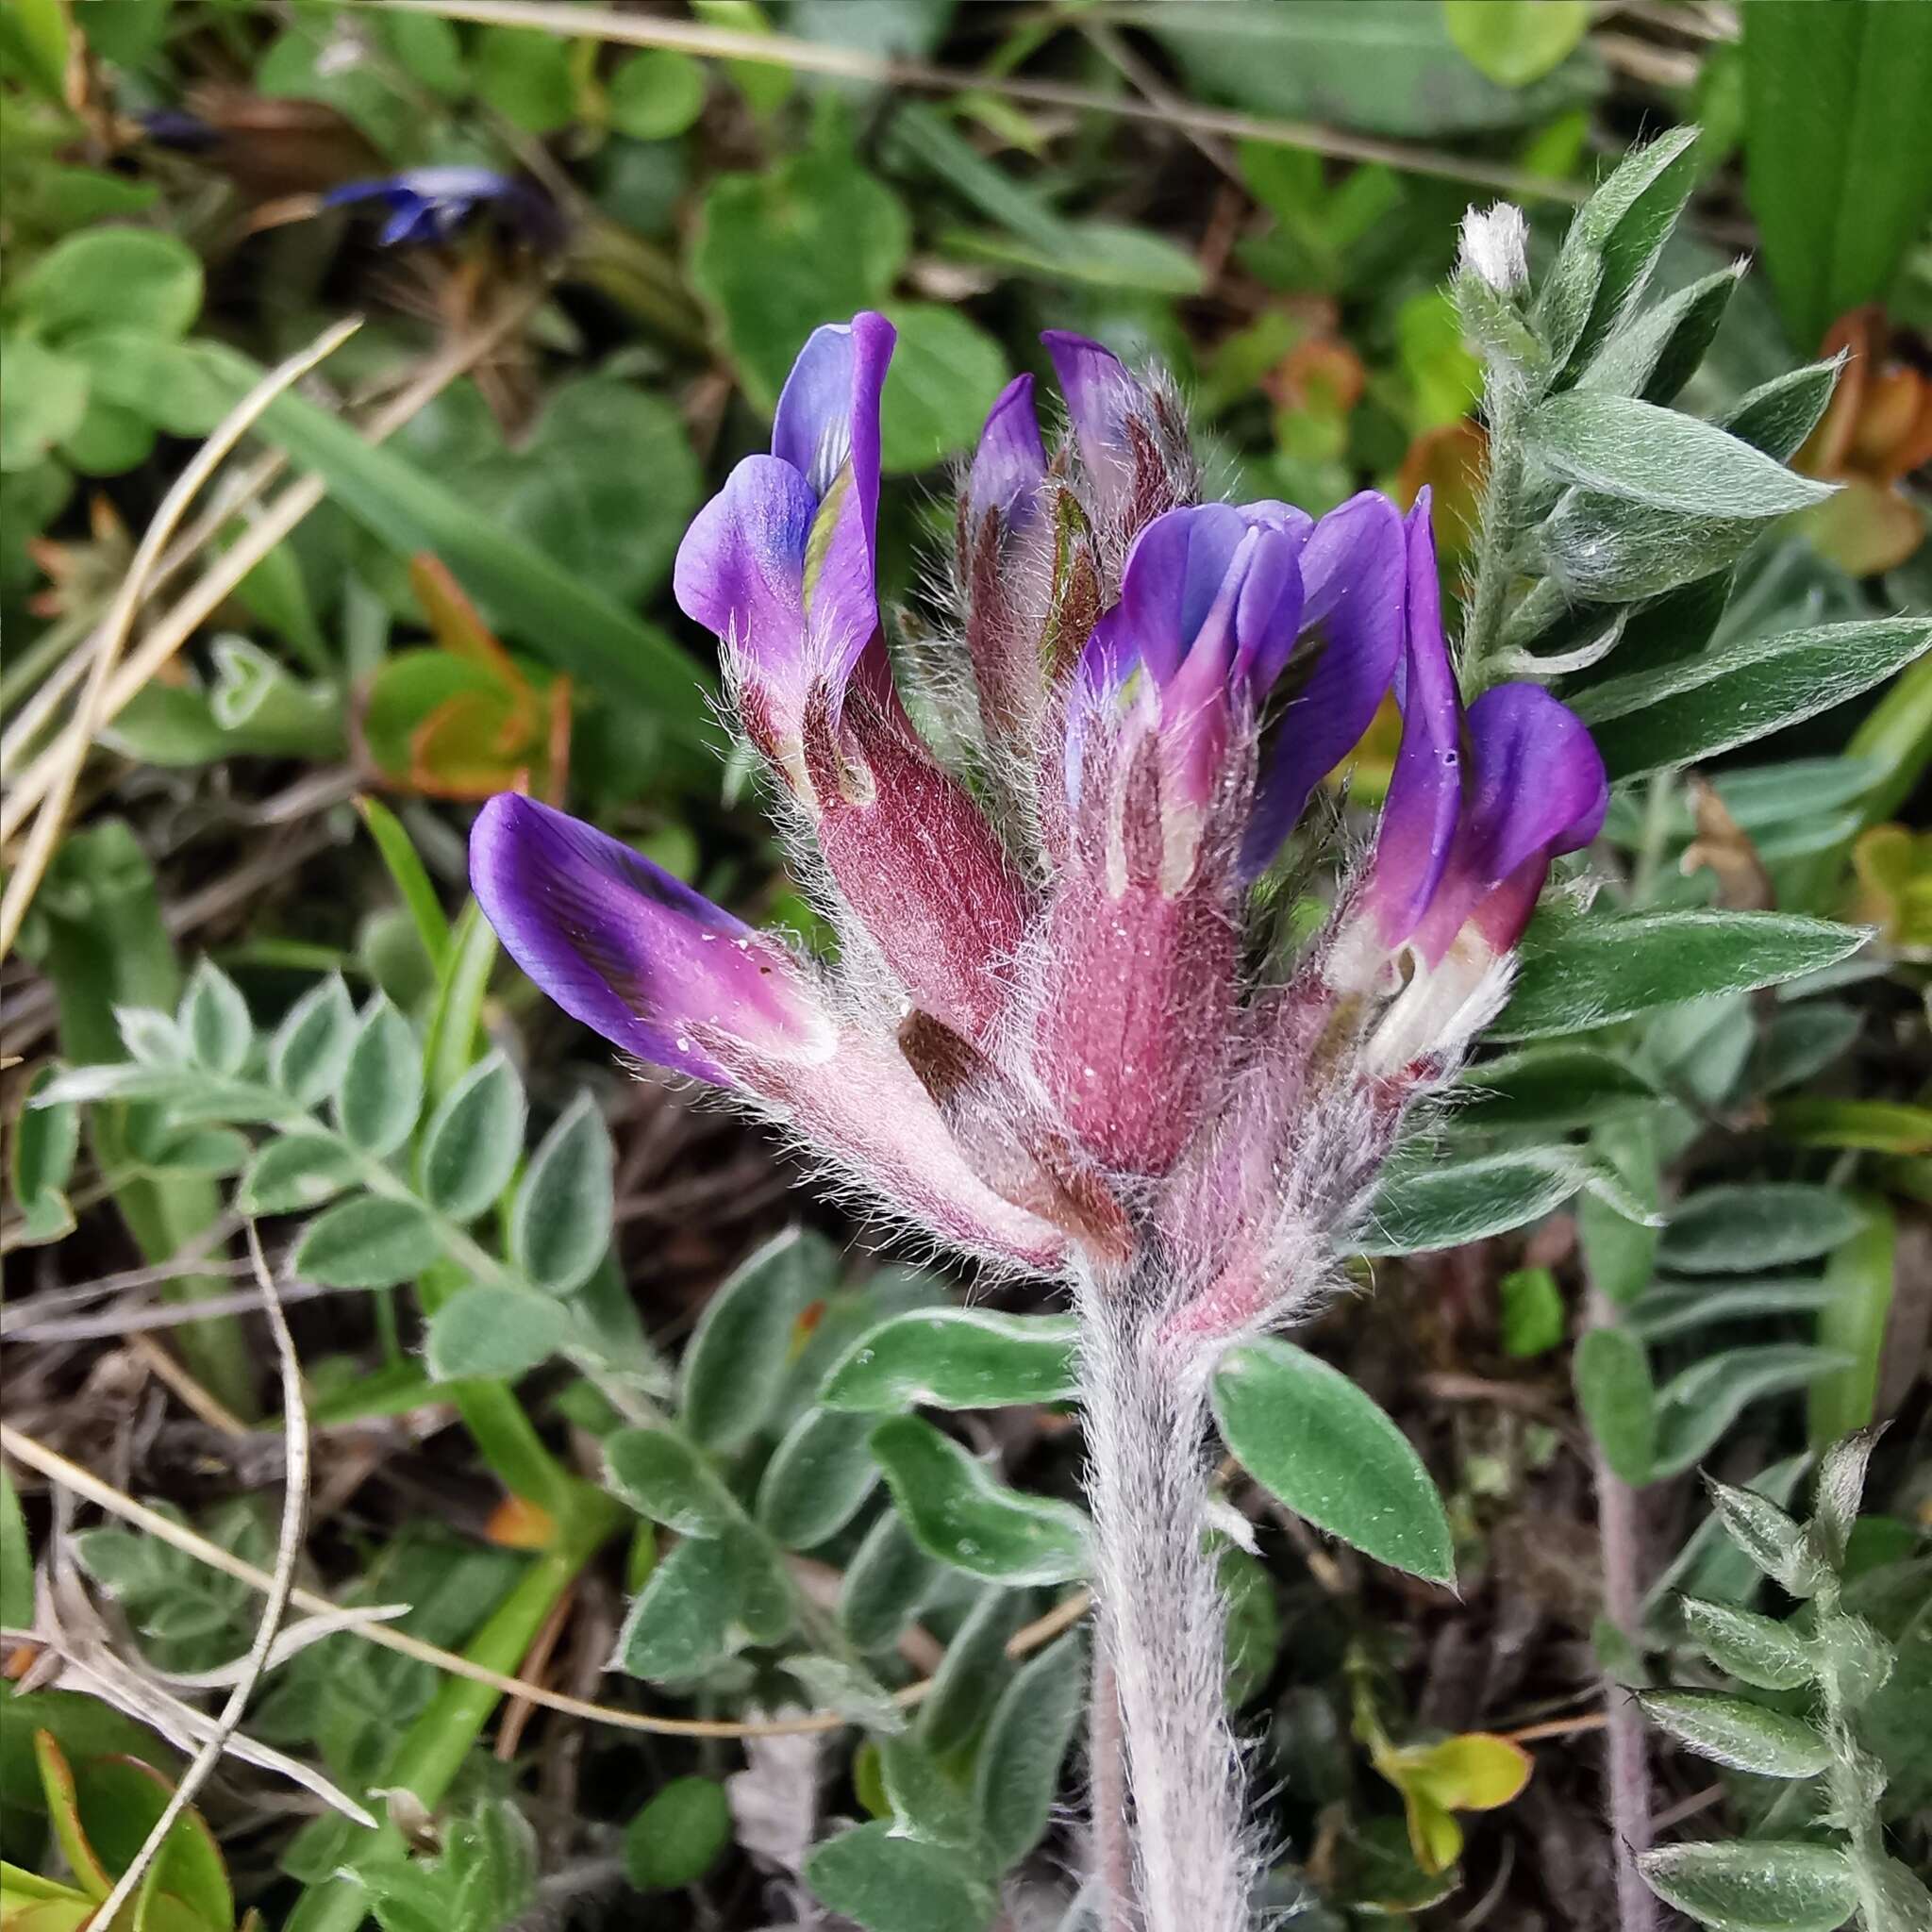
[1,4,1927,1929]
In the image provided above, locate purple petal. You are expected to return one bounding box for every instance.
[1356,493,1463,938]
[1409,683,1608,964]
[968,375,1048,525]
[673,455,817,712]
[1042,329,1146,501]
[470,794,830,1087]
[1241,490,1407,875]
[771,312,895,690]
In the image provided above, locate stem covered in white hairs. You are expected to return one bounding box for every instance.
[1075,1257,1252,1932]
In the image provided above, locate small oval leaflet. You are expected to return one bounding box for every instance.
[1210,1339,1452,1583]
[819,1307,1080,1412]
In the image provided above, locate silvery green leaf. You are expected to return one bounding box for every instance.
[1678,1597,1814,1691]
[417,1050,525,1222]
[1722,358,1843,461]
[754,1407,879,1550]
[1574,618,1932,782]
[1652,1345,1850,1478]
[1760,1004,1862,1094]
[1575,263,1742,405]
[818,1308,1080,1413]
[333,996,423,1157]
[270,974,357,1106]
[1541,491,1766,600]
[10,1063,78,1245]
[1626,1277,1837,1343]
[178,959,253,1076]
[681,1227,838,1450]
[1808,1424,1886,1569]
[1705,1476,1832,1598]
[1638,1690,1829,1777]
[1574,1328,1656,1487]
[784,1654,908,1735]
[870,1416,1089,1588]
[508,1091,611,1296]
[118,1005,186,1066]
[1811,1609,1893,1711]
[974,1629,1087,1870]
[1659,1186,1869,1275]
[616,1536,742,1681]
[293,1193,441,1289]
[1456,1044,1660,1133]
[1356,1144,1657,1257]
[917,1589,1024,1757]
[1211,1338,1453,1582]
[237,1130,359,1215]
[1639,1840,1857,1932]
[877,1736,980,1849]
[804,1823,999,1932]
[1529,393,1835,518]
[1499,911,1869,1040]
[604,1425,740,1538]
[841,1506,942,1655]
[425,1286,572,1381]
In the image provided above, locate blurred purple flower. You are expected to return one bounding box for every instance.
[324,165,560,249]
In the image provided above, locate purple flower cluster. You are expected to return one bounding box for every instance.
[473,314,1604,1326]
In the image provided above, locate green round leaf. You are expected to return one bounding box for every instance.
[425,1285,572,1381]
[270,975,357,1107]
[179,960,252,1077]
[0,337,89,471]
[608,49,708,140]
[605,1426,740,1539]
[475,25,576,133]
[237,1132,360,1216]
[293,1193,442,1289]
[623,1775,732,1892]
[804,1822,999,1932]
[333,995,424,1157]
[418,1051,525,1223]
[1211,1338,1452,1583]
[14,227,203,341]
[1638,1840,1857,1932]
[1444,0,1591,88]
[509,1092,612,1295]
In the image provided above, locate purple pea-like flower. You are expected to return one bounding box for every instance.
[324,166,560,249]
[472,313,1602,1277]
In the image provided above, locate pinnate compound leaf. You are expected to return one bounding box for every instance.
[417,1051,525,1222]
[1678,1598,1813,1692]
[870,1416,1089,1587]
[754,1408,879,1550]
[293,1193,441,1288]
[509,1092,611,1296]
[1641,1840,1856,1932]
[820,1308,1079,1413]
[1639,1690,1829,1778]
[604,1426,740,1539]
[1658,1186,1868,1275]
[1652,1345,1847,1478]
[1577,618,1932,783]
[1498,912,1868,1040]
[974,1629,1087,1869]
[682,1228,839,1450]
[334,996,423,1157]
[1211,1338,1452,1582]
[237,1131,359,1216]
[1574,1328,1657,1487]
[270,975,357,1106]
[804,1822,999,1932]
[425,1286,571,1380]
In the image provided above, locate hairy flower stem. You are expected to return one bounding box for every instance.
[1076,1264,1248,1932]
[1457,377,1528,695]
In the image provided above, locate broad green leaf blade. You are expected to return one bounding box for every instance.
[1457,1044,1659,1133]
[1498,912,1869,1040]
[1678,1597,1813,1691]
[1640,1839,1856,1932]
[1211,1339,1452,1582]
[916,1588,1024,1757]
[819,1309,1080,1413]
[755,1408,880,1550]
[508,1092,612,1296]
[1575,619,1932,782]
[293,1193,442,1289]
[1442,0,1588,87]
[334,996,424,1158]
[424,1284,572,1381]
[1653,1344,1846,1479]
[623,1776,731,1893]
[1704,1477,1831,1599]
[1658,1186,1868,1275]
[1528,393,1831,519]
[207,359,715,743]
[869,1416,1090,1587]
[1355,1145,1649,1256]
[179,960,252,1077]
[1742,0,1932,349]
[1574,1328,1657,1487]
[1638,1690,1829,1778]
[616,1536,741,1681]
[237,1131,359,1216]
[682,1228,840,1451]
[804,1822,999,1932]
[1810,1197,1896,1443]
[841,1506,942,1656]
[876,1736,979,1849]
[269,974,356,1107]
[973,1629,1088,1868]
[1626,1277,1838,1343]
[417,1052,525,1223]
[604,1425,741,1539]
